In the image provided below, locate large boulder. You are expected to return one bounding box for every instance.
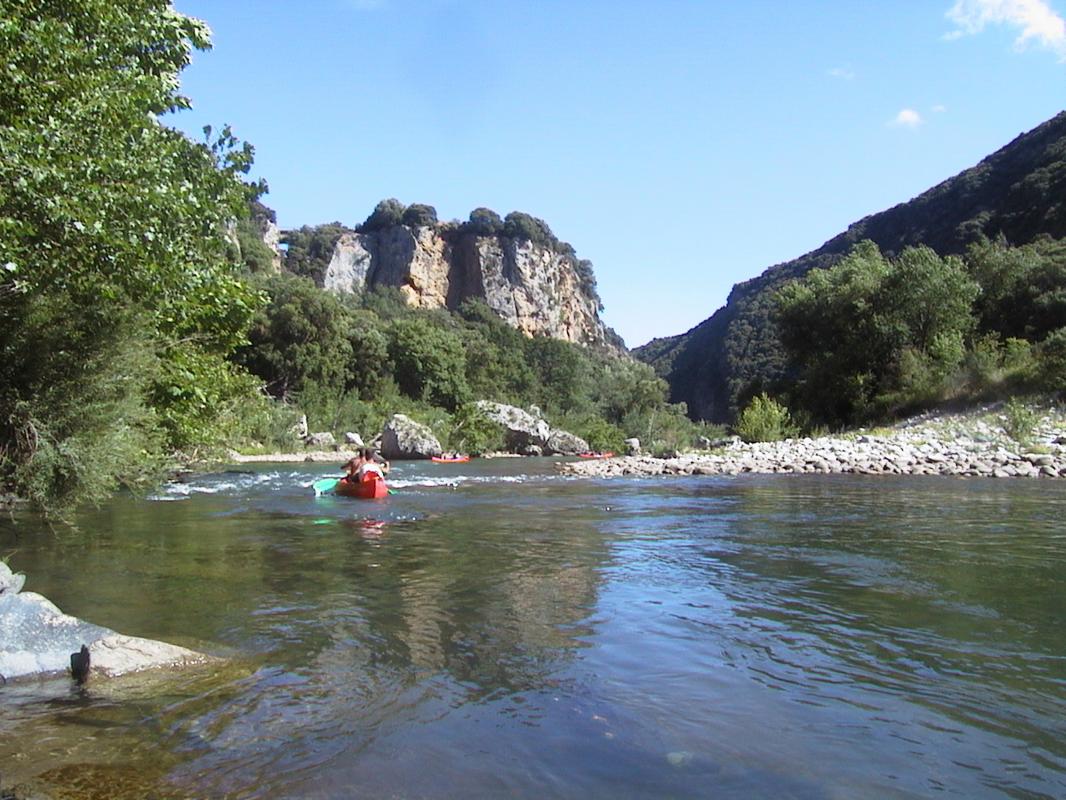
[476,401,550,450]
[380,414,442,459]
[304,431,336,449]
[545,429,590,456]
[1,560,25,595]
[0,575,212,682]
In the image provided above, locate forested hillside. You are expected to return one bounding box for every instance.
[0,2,706,513]
[638,112,1066,423]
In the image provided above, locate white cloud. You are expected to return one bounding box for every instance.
[893,108,924,128]
[828,66,856,80]
[946,0,1066,59]
[932,104,948,112]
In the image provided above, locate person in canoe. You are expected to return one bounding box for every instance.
[342,448,389,484]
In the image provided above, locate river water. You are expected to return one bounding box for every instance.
[1,458,1065,799]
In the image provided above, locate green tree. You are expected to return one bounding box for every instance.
[0,0,262,509]
[387,317,470,410]
[237,273,354,398]
[361,198,406,231]
[402,203,439,228]
[775,241,980,424]
[735,394,798,443]
[463,207,504,236]
[281,222,348,282]
[346,312,391,396]
[775,241,891,422]
[966,236,1066,342]
[503,211,556,246]
[236,217,278,273]
[524,336,590,415]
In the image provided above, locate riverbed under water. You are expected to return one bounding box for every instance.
[1,458,1065,799]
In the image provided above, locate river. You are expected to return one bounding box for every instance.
[1,458,1065,799]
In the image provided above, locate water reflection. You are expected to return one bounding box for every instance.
[1,466,1065,798]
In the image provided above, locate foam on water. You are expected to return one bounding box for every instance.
[149,470,288,501]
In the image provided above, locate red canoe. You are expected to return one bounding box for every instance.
[432,455,471,463]
[578,451,615,459]
[335,474,389,499]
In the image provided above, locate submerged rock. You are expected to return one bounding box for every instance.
[0,577,213,683]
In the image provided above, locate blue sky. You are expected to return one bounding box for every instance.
[170,0,1066,348]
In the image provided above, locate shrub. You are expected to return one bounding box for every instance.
[361,198,406,232]
[281,223,348,282]
[236,218,278,273]
[571,416,626,454]
[447,403,506,455]
[463,207,504,236]
[1037,328,1066,392]
[402,203,439,228]
[1002,397,1038,444]
[735,394,799,443]
[503,211,555,246]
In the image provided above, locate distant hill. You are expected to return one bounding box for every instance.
[636,111,1066,422]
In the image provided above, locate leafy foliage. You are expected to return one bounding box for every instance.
[463,207,504,236]
[387,317,470,411]
[772,237,1065,427]
[360,198,407,232]
[1002,397,1038,444]
[402,203,439,228]
[236,217,278,274]
[735,394,798,443]
[0,0,265,511]
[281,222,349,283]
[236,273,354,399]
[775,241,981,424]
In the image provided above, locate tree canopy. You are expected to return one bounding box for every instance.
[0,1,264,509]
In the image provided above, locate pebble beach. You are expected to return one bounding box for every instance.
[559,403,1066,480]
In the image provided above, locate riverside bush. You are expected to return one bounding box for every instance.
[735,394,799,443]
[1037,328,1066,392]
[1002,397,1038,443]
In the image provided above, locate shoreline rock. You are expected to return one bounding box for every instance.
[0,563,215,684]
[559,405,1066,480]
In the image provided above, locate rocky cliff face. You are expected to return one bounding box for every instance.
[321,225,613,348]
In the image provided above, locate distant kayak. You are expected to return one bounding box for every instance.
[313,475,389,499]
[577,452,614,459]
[432,455,471,463]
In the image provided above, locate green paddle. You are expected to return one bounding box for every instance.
[312,477,340,495]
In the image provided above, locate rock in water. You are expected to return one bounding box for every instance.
[70,644,90,684]
[0,561,25,595]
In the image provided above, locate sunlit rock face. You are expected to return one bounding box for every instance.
[323,232,374,294]
[321,225,612,349]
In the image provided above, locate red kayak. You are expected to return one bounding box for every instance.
[432,455,471,463]
[335,474,388,499]
[578,452,615,459]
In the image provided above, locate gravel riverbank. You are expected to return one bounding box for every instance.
[559,404,1066,480]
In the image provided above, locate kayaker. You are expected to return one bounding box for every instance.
[341,453,362,484]
[357,447,389,479]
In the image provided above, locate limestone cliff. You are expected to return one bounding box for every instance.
[319,224,614,349]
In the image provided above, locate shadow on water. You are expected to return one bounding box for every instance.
[1,463,1065,798]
